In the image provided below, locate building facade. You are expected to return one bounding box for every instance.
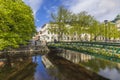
[33,24,58,42]
[113,14,120,31]
[33,14,120,42]
[34,23,90,42]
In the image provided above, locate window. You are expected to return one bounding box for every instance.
[51,37,53,39]
[74,32,76,35]
[74,38,76,40]
[67,37,69,40]
[48,31,50,34]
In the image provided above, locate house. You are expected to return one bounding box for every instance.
[33,14,120,43]
[113,14,120,31]
[36,23,90,42]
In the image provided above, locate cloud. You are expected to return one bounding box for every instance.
[36,26,41,32]
[36,19,40,22]
[43,6,58,18]
[62,0,120,22]
[23,0,43,16]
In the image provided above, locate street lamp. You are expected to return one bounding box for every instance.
[104,20,108,42]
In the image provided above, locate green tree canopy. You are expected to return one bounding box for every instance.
[49,6,120,42]
[67,11,97,41]
[0,0,36,50]
[49,6,71,41]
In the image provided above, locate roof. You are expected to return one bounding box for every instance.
[41,24,47,28]
[113,14,120,22]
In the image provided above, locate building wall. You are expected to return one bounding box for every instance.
[37,24,91,42]
[38,24,58,42]
[116,20,120,31]
[34,20,120,42]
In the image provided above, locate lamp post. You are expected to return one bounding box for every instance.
[104,20,108,42]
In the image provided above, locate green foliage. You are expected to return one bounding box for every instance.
[0,0,36,50]
[49,6,72,41]
[49,6,120,42]
[69,12,96,40]
[107,22,119,39]
[88,21,101,41]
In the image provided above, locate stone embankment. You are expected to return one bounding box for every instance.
[0,46,49,58]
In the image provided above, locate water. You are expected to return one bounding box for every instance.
[32,56,55,80]
[57,50,120,80]
[0,50,120,80]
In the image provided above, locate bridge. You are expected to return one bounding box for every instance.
[48,42,120,62]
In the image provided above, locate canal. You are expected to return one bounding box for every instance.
[0,49,120,80]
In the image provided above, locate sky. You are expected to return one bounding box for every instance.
[23,0,120,31]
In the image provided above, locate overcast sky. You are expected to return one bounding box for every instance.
[23,0,120,31]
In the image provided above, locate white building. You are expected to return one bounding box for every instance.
[35,23,90,42]
[33,15,120,43]
[114,14,120,31]
[38,24,58,42]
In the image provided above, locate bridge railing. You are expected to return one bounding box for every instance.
[47,41,120,60]
[47,41,120,50]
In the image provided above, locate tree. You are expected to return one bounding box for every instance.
[88,21,119,42]
[107,22,119,40]
[49,6,120,42]
[88,20,101,41]
[49,6,71,41]
[0,0,36,50]
[69,12,96,41]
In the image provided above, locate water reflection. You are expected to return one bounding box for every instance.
[0,50,117,80]
[0,61,5,67]
[33,55,53,80]
[0,56,35,80]
[46,53,109,80]
[0,55,64,80]
[57,50,94,63]
[56,50,120,80]
[34,55,70,80]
